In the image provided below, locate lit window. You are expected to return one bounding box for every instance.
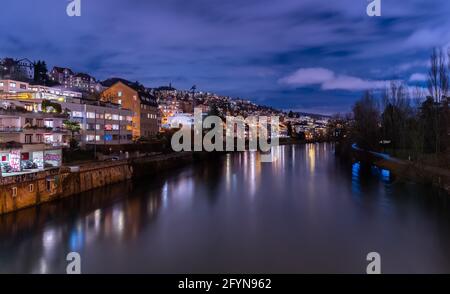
[118,91,122,97]
[105,113,112,120]
[86,112,95,119]
[112,114,119,120]
[118,99,122,105]
[72,111,83,118]
[0,82,4,87]
[10,82,16,88]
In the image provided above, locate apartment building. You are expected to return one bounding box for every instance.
[101,80,160,139]
[0,99,66,175]
[0,79,134,146]
[49,67,102,93]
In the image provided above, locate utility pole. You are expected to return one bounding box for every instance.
[191,85,197,111]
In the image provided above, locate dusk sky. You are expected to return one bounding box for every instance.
[1,0,447,114]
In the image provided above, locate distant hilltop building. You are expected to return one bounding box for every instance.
[0,57,34,81]
[49,66,103,94]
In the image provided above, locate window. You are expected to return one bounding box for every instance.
[112,124,119,130]
[104,124,112,131]
[118,99,122,105]
[96,113,104,119]
[0,82,4,87]
[72,111,83,118]
[29,184,34,193]
[112,114,119,120]
[12,187,17,197]
[86,112,95,119]
[36,134,44,143]
[105,113,112,120]
[118,91,122,97]
[25,134,33,144]
[46,180,52,192]
[10,82,16,88]
[20,84,27,89]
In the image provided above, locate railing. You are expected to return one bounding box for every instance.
[0,127,22,133]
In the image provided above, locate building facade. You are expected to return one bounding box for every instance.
[0,100,65,176]
[0,79,134,147]
[101,81,159,139]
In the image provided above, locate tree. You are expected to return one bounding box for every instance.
[352,91,381,151]
[63,120,81,148]
[426,47,449,153]
[381,82,411,155]
[33,60,49,84]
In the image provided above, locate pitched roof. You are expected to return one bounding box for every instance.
[102,78,158,107]
[52,66,74,75]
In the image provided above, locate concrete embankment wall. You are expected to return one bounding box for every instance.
[0,152,196,215]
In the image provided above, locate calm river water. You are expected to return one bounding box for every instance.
[1,143,450,273]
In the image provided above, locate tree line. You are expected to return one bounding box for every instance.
[331,48,450,162]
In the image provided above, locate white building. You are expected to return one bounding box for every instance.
[0,99,65,175]
[0,79,133,146]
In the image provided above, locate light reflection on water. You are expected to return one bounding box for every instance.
[0,143,450,274]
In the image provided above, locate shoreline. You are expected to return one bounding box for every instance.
[351,147,450,194]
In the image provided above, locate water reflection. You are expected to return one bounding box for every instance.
[1,143,450,273]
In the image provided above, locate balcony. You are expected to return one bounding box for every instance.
[0,126,22,133]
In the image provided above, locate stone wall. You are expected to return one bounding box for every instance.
[0,152,199,215]
[0,161,132,215]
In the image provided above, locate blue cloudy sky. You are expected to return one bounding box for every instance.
[0,0,448,114]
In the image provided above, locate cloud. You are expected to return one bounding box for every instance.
[279,67,390,91]
[409,73,427,82]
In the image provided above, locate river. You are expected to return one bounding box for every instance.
[1,143,450,273]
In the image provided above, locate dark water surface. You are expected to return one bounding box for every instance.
[1,143,450,273]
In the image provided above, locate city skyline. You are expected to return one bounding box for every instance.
[0,0,444,114]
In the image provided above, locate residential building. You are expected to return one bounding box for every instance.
[49,67,103,93]
[101,80,160,139]
[49,66,75,88]
[0,99,66,175]
[0,80,30,93]
[0,57,34,81]
[0,80,133,146]
[61,100,133,146]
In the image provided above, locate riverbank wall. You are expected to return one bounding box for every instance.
[352,149,450,194]
[0,152,197,215]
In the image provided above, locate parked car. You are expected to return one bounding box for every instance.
[20,160,38,170]
[0,162,13,173]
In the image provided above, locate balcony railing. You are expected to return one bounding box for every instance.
[0,127,22,133]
